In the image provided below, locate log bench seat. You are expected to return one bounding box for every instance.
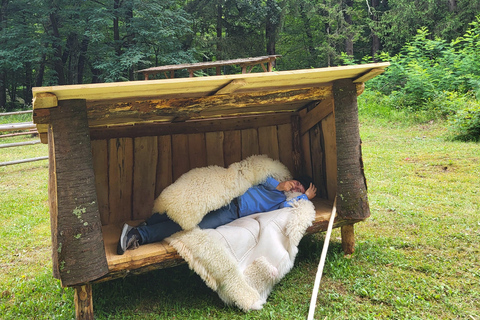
[98,197,355,283]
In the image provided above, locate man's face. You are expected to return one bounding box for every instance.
[290,180,306,193]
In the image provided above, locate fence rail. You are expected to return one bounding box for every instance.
[1,110,47,167]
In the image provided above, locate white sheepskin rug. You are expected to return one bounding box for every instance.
[155,155,316,311]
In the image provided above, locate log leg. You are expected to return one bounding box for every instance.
[74,284,94,320]
[341,224,355,255]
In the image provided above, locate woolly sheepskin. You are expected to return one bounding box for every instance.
[152,155,292,230]
[155,155,316,311]
[167,199,315,311]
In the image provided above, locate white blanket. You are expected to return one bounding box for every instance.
[167,200,315,310]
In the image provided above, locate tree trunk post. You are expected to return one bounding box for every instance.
[74,284,94,320]
[48,99,108,286]
[333,78,370,254]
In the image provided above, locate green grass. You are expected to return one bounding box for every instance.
[1,117,479,319]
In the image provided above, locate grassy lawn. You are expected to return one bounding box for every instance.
[1,117,479,319]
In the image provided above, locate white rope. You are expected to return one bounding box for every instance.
[307,197,337,320]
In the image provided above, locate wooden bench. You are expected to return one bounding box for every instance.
[32,61,389,319]
[137,55,281,79]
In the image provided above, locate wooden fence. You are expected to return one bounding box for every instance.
[0,110,48,167]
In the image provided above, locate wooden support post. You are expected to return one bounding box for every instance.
[333,79,370,220]
[333,79,370,255]
[48,99,108,286]
[74,284,94,320]
[341,224,355,255]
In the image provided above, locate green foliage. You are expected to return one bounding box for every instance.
[448,102,480,142]
[362,17,480,141]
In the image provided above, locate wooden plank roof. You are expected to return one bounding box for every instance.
[32,62,389,135]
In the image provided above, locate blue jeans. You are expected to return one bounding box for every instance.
[137,202,238,244]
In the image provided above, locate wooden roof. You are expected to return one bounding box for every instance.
[32,62,389,135]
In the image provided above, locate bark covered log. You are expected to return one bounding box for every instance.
[49,99,108,286]
[333,79,370,220]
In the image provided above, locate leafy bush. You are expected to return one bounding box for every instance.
[362,16,480,141]
[448,103,480,142]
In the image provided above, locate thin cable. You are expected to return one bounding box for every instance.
[307,197,337,320]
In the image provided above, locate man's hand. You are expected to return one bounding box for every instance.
[305,183,317,200]
[276,181,295,192]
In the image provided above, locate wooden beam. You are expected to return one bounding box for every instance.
[353,68,385,83]
[33,92,58,109]
[299,98,334,135]
[80,86,331,128]
[89,113,293,140]
[214,79,247,95]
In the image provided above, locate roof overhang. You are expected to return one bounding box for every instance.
[32,62,389,134]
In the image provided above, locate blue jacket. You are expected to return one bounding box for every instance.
[237,177,308,217]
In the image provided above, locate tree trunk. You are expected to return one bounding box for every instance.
[25,62,33,106]
[48,99,108,286]
[113,0,122,57]
[0,0,8,108]
[333,79,370,220]
[35,51,47,87]
[447,0,456,12]
[343,0,354,56]
[371,0,381,60]
[216,0,223,60]
[0,70,6,109]
[49,11,66,85]
[77,36,89,84]
[299,3,316,63]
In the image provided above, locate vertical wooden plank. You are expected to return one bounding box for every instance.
[172,134,189,181]
[322,113,337,201]
[299,109,312,178]
[91,140,109,226]
[206,131,225,167]
[277,123,295,176]
[291,115,303,178]
[188,133,207,169]
[49,99,108,286]
[108,137,133,225]
[47,127,60,279]
[224,130,241,166]
[156,135,172,197]
[258,126,280,160]
[133,136,158,221]
[310,123,327,199]
[241,128,259,158]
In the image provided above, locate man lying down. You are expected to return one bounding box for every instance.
[115,155,318,311]
[117,175,316,254]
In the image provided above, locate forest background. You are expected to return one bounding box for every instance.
[1,0,480,141]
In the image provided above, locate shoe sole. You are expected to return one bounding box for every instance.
[116,224,131,255]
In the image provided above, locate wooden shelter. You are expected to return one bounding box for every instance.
[32,61,389,319]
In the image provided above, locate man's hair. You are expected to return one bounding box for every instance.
[295,175,314,191]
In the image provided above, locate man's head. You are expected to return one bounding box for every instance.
[294,175,314,193]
